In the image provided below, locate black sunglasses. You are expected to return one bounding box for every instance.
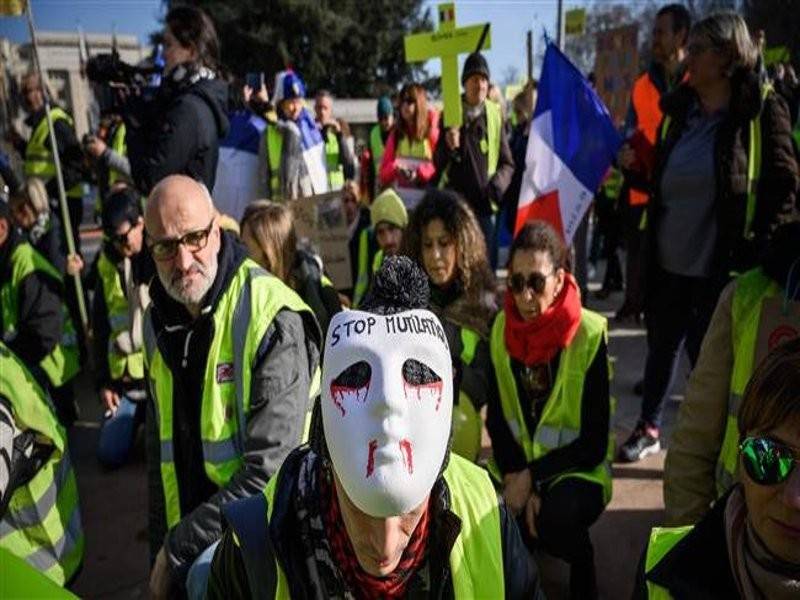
[107,221,137,246]
[740,437,800,486]
[147,219,214,261]
[509,270,554,295]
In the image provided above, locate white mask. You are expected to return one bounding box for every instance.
[322,309,453,518]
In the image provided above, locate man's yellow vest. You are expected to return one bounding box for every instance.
[715,268,783,497]
[643,525,694,599]
[324,129,345,191]
[451,327,484,462]
[143,261,315,528]
[369,124,385,174]
[96,249,144,382]
[489,309,614,503]
[0,343,84,585]
[264,125,283,200]
[0,242,80,389]
[107,121,128,187]
[23,107,83,199]
[262,452,505,599]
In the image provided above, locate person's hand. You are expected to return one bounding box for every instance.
[100,387,121,416]
[502,469,533,516]
[149,546,171,600]
[525,492,542,539]
[445,127,460,151]
[617,143,636,170]
[84,136,107,159]
[65,254,84,277]
[243,84,254,104]
[4,127,24,147]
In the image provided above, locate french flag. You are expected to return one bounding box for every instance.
[515,44,622,243]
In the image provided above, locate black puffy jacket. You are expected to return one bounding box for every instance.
[126,72,229,194]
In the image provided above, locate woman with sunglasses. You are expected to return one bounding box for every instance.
[378,83,440,208]
[638,337,800,598]
[486,220,612,600]
[403,190,496,462]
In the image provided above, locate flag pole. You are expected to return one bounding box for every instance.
[24,1,89,331]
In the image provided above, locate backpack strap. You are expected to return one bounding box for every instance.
[222,494,277,600]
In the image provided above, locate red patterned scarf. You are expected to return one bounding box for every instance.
[503,273,582,365]
[323,474,430,599]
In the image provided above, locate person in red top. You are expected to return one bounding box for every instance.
[379,83,440,209]
[616,4,691,322]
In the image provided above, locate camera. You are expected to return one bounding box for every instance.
[86,48,164,114]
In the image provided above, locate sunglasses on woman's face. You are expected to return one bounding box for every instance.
[509,270,553,295]
[740,437,800,486]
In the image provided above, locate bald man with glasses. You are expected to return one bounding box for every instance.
[142,175,321,599]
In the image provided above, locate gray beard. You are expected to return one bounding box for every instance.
[158,251,218,310]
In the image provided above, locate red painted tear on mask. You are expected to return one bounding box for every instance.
[330,380,371,417]
[403,381,444,411]
[399,439,413,475]
[366,439,378,477]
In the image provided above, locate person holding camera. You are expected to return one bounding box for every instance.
[124,6,229,195]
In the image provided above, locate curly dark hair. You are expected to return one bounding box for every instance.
[508,220,570,272]
[403,189,495,306]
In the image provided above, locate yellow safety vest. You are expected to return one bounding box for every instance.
[107,121,128,186]
[715,268,783,497]
[261,452,505,599]
[369,124,385,173]
[352,245,383,309]
[264,125,283,200]
[439,100,502,202]
[23,107,83,199]
[659,83,772,241]
[0,242,80,389]
[643,525,694,599]
[0,342,83,585]
[143,261,316,529]
[489,308,614,503]
[451,326,484,462]
[396,133,433,161]
[96,249,144,382]
[324,129,345,191]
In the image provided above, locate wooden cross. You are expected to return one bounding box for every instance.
[404,2,491,128]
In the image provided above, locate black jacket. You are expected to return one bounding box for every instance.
[126,75,229,194]
[145,232,321,586]
[433,101,515,217]
[642,71,798,285]
[633,489,738,599]
[207,446,544,600]
[0,230,64,369]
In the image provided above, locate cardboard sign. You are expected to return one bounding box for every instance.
[289,191,352,290]
[594,25,639,126]
[754,296,800,369]
[404,2,491,128]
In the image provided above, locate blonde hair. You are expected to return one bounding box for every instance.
[240,201,296,282]
[10,177,49,216]
[693,12,758,75]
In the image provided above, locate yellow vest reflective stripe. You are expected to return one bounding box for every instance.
[0,242,80,388]
[143,261,315,529]
[265,125,283,200]
[715,268,781,497]
[369,124,385,171]
[660,83,772,241]
[324,129,345,191]
[97,250,144,381]
[0,343,84,585]
[262,452,505,598]
[351,228,372,308]
[107,122,128,186]
[23,108,83,199]
[489,308,614,504]
[643,525,694,599]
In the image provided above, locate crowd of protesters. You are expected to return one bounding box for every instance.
[0,3,799,599]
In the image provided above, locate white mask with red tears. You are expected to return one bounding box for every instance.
[321,309,453,518]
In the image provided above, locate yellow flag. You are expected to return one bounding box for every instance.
[0,0,27,16]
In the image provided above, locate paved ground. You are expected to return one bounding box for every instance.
[65,255,689,599]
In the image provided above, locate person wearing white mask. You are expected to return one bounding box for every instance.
[206,256,542,599]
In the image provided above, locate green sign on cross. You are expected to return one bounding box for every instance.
[404,2,491,128]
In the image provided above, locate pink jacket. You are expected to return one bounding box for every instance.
[379,108,440,189]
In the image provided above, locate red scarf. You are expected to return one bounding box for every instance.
[323,474,430,599]
[503,273,582,365]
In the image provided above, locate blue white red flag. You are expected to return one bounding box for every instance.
[515,44,622,242]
